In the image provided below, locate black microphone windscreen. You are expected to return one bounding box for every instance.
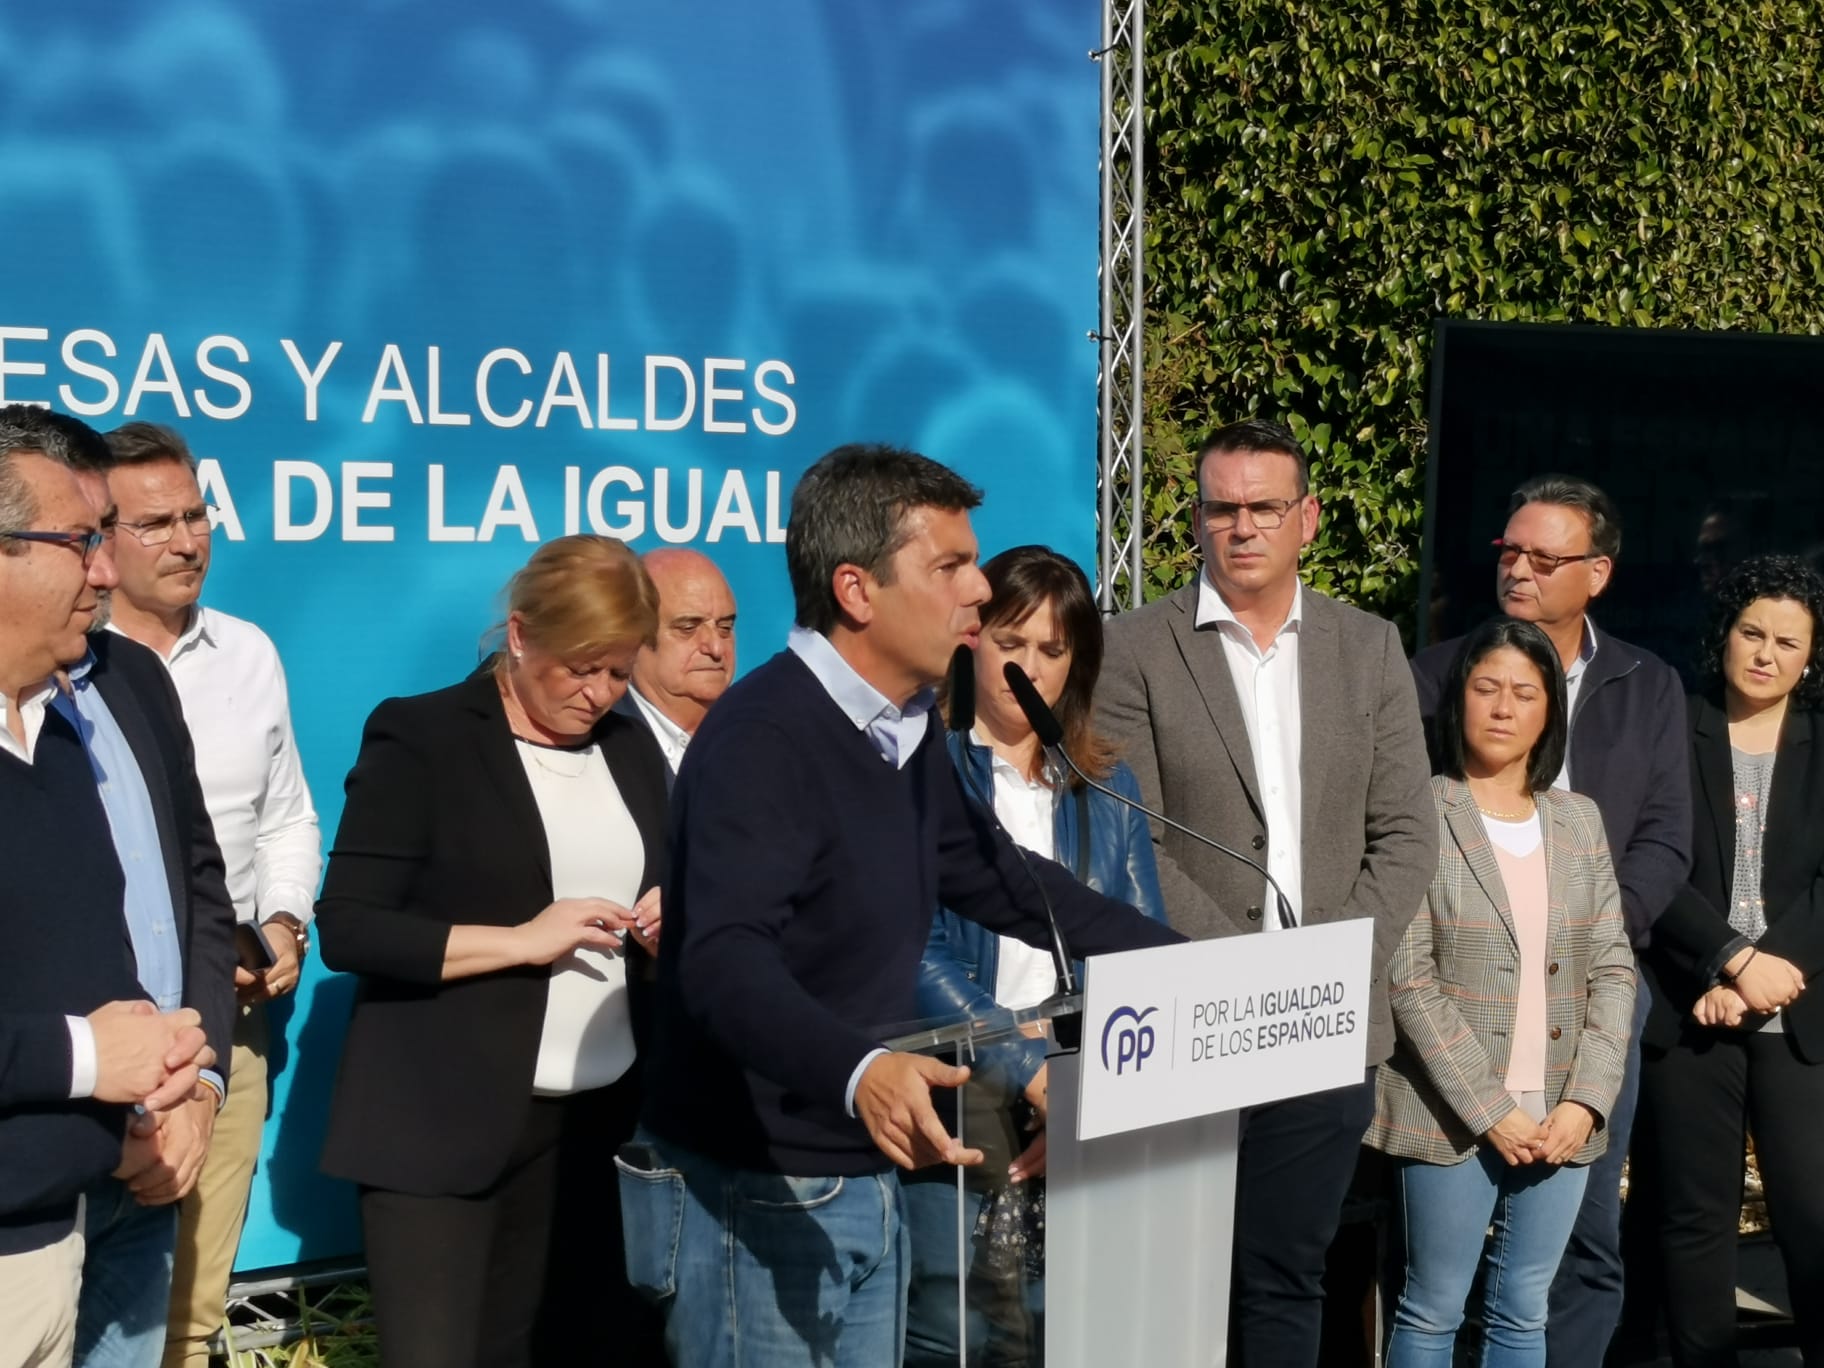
[1002,662,1065,747]
[947,645,975,734]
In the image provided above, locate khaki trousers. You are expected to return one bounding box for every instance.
[161,1006,268,1368]
[0,1221,84,1368]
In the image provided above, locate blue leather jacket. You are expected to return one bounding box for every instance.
[916,731,1168,1092]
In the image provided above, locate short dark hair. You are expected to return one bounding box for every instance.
[1697,553,1824,711]
[1195,418,1310,497]
[104,421,198,473]
[1436,616,1569,792]
[0,405,83,544]
[1509,474,1622,560]
[786,443,982,634]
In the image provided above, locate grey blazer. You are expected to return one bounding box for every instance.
[1099,580,1437,1065]
[1365,778,1636,1166]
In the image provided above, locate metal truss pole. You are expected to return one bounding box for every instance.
[1096,0,1145,612]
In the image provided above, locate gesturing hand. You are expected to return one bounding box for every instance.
[854,1052,985,1171]
[1726,949,1805,1015]
[1693,984,1749,1028]
[1484,1108,1547,1166]
[1537,1102,1597,1164]
[515,897,634,966]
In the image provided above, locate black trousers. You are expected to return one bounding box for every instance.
[1230,1072,1377,1368]
[361,1070,662,1368]
[1636,1028,1824,1367]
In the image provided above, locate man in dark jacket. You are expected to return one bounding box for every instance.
[1410,473,1690,1368]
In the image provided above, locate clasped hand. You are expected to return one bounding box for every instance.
[1484,1102,1595,1167]
[1697,950,1805,1027]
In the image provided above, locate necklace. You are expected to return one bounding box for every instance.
[1476,799,1535,821]
[515,735,595,778]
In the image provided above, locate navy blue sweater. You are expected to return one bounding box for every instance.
[642,650,1183,1175]
[0,709,142,1253]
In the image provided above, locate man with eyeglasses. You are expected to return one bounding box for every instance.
[614,548,739,788]
[1410,473,1690,1368]
[95,421,322,1368]
[1099,417,1437,1368]
[0,406,236,1368]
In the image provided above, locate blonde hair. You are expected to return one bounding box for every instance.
[490,536,659,673]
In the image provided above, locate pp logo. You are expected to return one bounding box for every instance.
[1099,1005,1159,1076]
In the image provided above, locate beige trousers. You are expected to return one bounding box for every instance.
[161,1006,268,1368]
[0,1221,84,1368]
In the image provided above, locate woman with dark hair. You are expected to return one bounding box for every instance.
[901,544,1166,1367]
[1367,616,1635,1367]
[315,535,668,1368]
[1637,553,1824,1366]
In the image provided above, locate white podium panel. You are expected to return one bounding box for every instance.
[1078,918,1374,1140]
[1046,1052,1239,1368]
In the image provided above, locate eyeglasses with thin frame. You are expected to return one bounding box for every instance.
[116,507,214,548]
[0,528,108,566]
[1199,498,1299,532]
[1491,538,1602,576]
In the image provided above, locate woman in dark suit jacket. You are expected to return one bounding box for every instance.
[316,535,669,1368]
[1638,553,1824,1367]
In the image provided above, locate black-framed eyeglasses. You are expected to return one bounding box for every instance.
[0,528,108,565]
[117,507,214,548]
[1200,498,1298,531]
[1491,538,1602,576]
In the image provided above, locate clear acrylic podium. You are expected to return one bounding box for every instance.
[883,992,1240,1367]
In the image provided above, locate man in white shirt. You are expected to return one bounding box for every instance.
[1099,418,1436,1368]
[101,422,322,1368]
[617,548,737,780]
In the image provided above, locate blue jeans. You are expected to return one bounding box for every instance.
[616,1129,908,1368]
[901,1172,1044,1366]
[1389,1149,1591,1368]
[1545,968,1648,1368]
[73,1179,179,1368]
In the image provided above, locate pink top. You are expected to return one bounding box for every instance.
[1492,842,1550,1094]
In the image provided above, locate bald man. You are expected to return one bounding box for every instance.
[618,548,737,781]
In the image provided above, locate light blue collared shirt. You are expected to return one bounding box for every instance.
[54,654,224,1104]
[785,626,938,1113]
[786,626,935,770]
[55,657,185,1014]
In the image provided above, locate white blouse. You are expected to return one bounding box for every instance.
[514,739,645,1095]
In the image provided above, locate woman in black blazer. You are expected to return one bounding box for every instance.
[1638,553,1824,1367]
[316,535,669,1368]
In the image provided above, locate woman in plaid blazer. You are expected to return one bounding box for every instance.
[1368,617,1636,1367]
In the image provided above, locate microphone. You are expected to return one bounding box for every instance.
[947,648,1079,1001]
[1002,662,1298,931]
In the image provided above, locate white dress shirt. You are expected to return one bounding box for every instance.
[116,607,322,927]
[1553,618,1598,792]
[0,679,64,765]
[1196,573,1305,928]
[627,686,692,773]
[979,736,1063,1011]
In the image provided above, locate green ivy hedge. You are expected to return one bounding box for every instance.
[1141,0,1824,632]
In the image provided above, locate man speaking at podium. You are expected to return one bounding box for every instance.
[1099,419,1437,1368]
[619,444,1182,1367]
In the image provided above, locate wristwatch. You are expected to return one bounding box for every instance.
[264,911,310,960]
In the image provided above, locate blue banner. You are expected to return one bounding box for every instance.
[0,1,1102,1270]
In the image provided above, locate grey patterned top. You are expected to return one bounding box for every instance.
[1730,746,1786,1034]
[1729,747,1777,941]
